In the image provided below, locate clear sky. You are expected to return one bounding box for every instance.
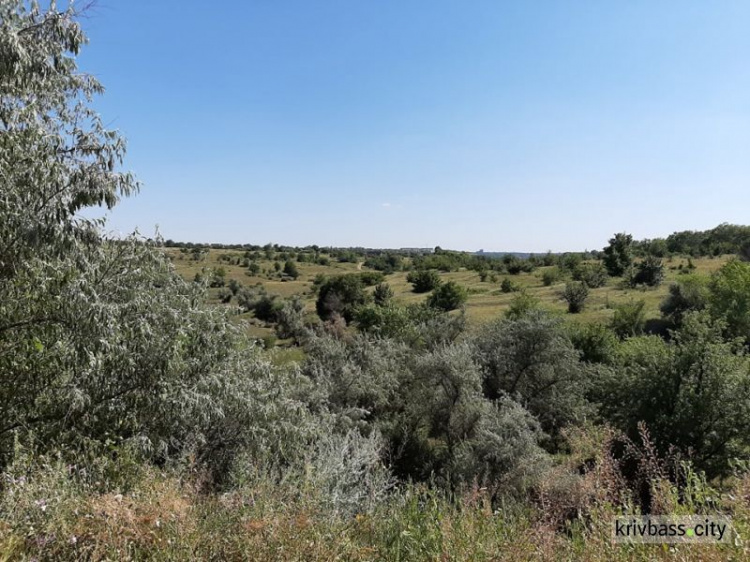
[79,0,750,252]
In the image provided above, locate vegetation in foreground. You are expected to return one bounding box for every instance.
[4,3,750,560]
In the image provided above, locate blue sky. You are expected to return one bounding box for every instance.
[79,1,750,252]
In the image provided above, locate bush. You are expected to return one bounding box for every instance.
[505,292,541,320]
[602,312,750,476]
[610,299,646,338]
[236,287,283,321]
[603,233,633,276]
[427,281,468,311]
[373,282,394,306]
[562,281,589,313]
[572,263,607,288]
[227,278,242,295]
[406,269,442,293]
[472,311,591,438]
[568,322,619,364]
[541,267,562,286]
[660,275,709,327]
[283,259,300,279]
[209,267,227,287]
[316,274,369,322]
[261,334,277,349]
[217,287,233,303]
[274,296,307,340]
[358,271,385,287]
[500,278,519,293]
[709,260,750,342]
[630,256,665,287]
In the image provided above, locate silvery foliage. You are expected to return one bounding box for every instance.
[302,427,393,516]
[230,424,393,517]
[406,342,547,488]
[302,333,409,431]
[0,0,136,273]
[302,331,548,489]
[472,310,593,437]
[0,1,310,473]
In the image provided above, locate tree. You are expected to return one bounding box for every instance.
[283,259,299,279]
[406,269,442,293]
[427,281,468,311]
[562,281,589,313]
[316,274,369,322]
[630,256,664,287]
[603,233,634,277]
[0,3,327,474]
[472,311,591,438]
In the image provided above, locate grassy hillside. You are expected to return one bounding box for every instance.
[168,247,730,339]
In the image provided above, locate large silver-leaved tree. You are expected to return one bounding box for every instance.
[0,1,304,472]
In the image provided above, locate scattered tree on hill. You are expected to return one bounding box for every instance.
[283,259,300,279]
[316,274,369,322]
[603,233,634,276]
[427,281,468,311]
[406,269,442,293]
[630,256,664,287]
[562,281,589,313]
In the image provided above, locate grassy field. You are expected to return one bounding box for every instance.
[167,248,731,340]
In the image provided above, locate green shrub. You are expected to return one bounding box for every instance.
[572,263,607,288]
[603,233,633,276]
[602,312,750,476]
[541,267,561,286]
[427,281,468,311]
[568,322,619,364]
[660,275,709,327]
[500,278,519,293]
[316,274,369,321]
[505,292,541,320]
[261,334,277,349]
[283,259,300,279]
[228,278,242,295]
[561,281,589,313]
[373,282,394,306]
[610,299,646,338]
[630,256,665,287]
[709,260,750,342]
[473,311,591,438]
[406,270,442,293]
[358,271,386,286]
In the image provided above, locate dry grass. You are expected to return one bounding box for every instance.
[3,447,750,561]
[168,249,731,337]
